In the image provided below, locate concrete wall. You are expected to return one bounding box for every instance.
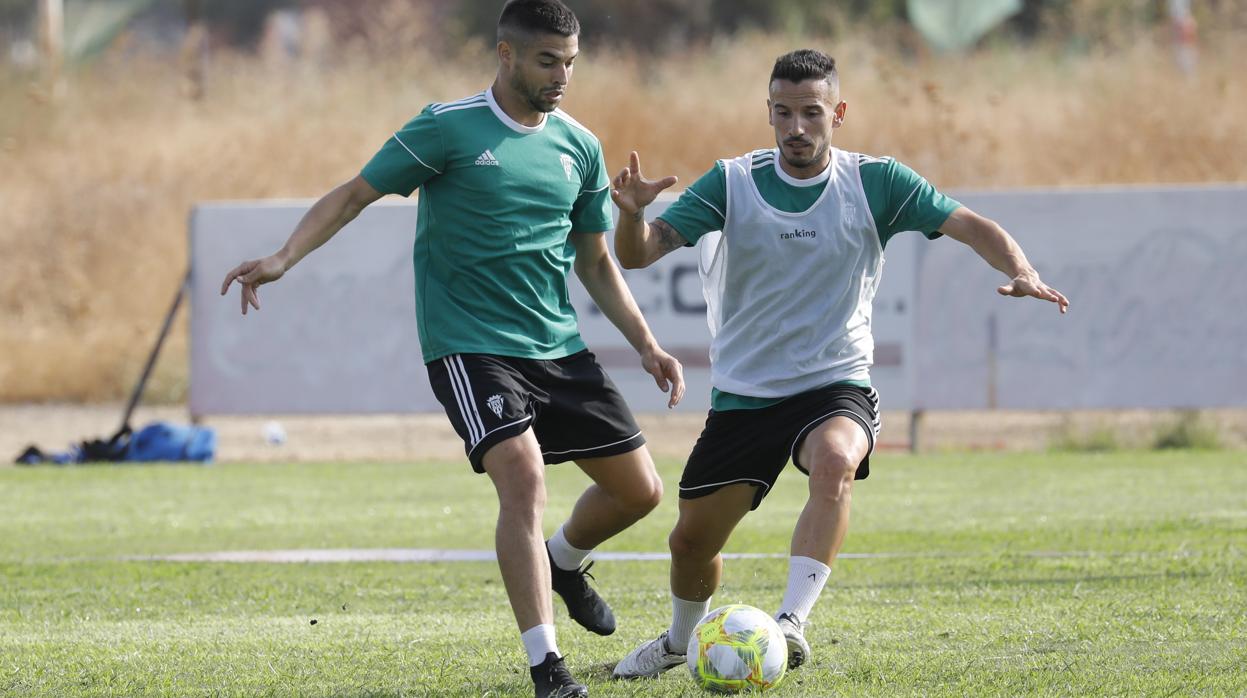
[189,186,1247,416]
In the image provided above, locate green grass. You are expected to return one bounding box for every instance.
[2,452,1245,696]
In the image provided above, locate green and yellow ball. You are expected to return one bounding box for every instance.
[686,604,787,693]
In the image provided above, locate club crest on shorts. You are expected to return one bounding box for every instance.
[485,394,504,418]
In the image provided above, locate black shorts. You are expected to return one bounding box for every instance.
[426,350,646,473]
[679,384,880,510]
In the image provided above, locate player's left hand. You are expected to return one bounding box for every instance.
[998,270,1069,314]
[640,346,685,408]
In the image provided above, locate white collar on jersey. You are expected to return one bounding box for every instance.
[771,148,833,188]
[486,86,547,134]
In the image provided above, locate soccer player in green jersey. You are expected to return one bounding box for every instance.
[609,49,1069,679]
[220,2,684,696]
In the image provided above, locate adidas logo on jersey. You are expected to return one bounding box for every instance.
[475,149,500,166]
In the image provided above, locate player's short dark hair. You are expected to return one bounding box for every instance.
[497,0,580,44]
[770,49,838,89]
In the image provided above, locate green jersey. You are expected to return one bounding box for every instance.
[659,150,962,411]
[361,88,614,363]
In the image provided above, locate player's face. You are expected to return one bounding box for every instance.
[502,33,578,114]
[768,79,847,172]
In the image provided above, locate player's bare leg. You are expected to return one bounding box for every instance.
[568,448,663,547]
[668,484,756,602]
[543,448,663,636]
[614,484,755,679]
[779,415,871,668]
[481,430,556,637]
[791,416,869,562]
[483,428,589,696]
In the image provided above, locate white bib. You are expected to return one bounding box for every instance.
[700,148,883,397]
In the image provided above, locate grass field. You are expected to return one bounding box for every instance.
[2,451,1245,696]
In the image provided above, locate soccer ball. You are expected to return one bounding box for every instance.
[686,604,787,693]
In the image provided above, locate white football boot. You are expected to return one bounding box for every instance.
[612,631,686,679]
[776,613,811,670]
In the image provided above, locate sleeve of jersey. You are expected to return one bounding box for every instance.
[570,141,613,234]
[864,158,962,247]
[359,108,445,197]
[655,163,727,245]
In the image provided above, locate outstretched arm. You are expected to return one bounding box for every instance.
[220,175,383,314]
[572,232,686,408]
[611,151,683,269]
[940,207,1070,314]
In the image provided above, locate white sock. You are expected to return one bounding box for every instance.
[776,555,832,624]
[667,594,710,653]
[520,624,559,667]
[547,523,591,571]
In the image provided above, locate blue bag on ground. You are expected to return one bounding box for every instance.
[126,421,217,463]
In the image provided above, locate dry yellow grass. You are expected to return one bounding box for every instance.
[2,29,1246,402]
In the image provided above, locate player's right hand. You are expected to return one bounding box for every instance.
[220,255,286,315]
[611,151,678,216]
[640,344,685,409]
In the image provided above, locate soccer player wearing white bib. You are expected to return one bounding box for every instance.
[221,2,686,696]
[611,49,1068,679]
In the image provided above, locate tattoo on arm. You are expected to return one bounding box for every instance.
[650,219,685,255]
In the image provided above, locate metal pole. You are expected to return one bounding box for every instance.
[38,0,64,97]
[909,409,923,453]
[986,312,998,409]
[118,270,191,435]
[1168,0,1198,76]
[181,0,208,100]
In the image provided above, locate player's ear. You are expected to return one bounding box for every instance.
[766,98,775,126]
[833,100,847,127]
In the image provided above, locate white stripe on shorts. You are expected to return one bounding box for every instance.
[452,355,487,443]
[467,415,535,461]
[540,430,643,457]
[679,477,772,494]
[788,408,877,465]
[443,356,481,444]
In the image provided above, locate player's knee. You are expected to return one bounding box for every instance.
[647,476,664,510]
[605,469,663,516]
[631,474,664,514]
[808,450,856,504]
[668,524,715,561]
[493,465,547,518]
